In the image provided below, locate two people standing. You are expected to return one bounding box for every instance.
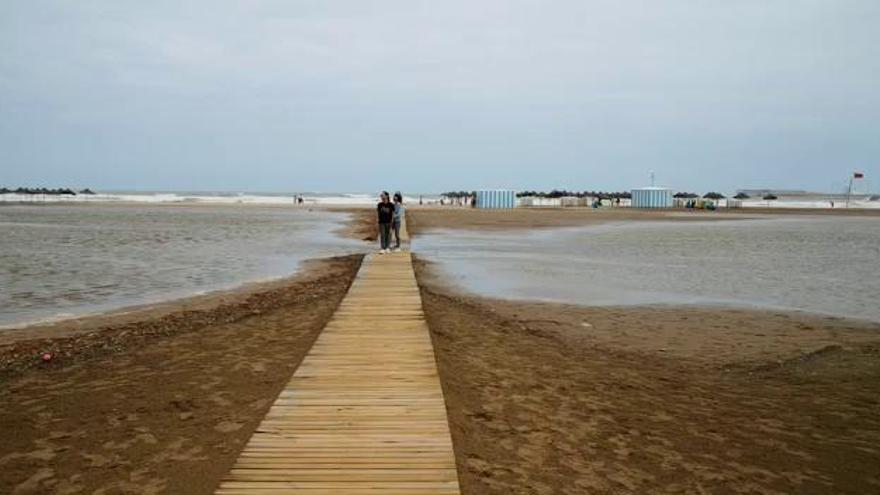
[377,191,405,254]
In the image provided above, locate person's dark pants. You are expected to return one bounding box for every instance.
[379,222,392,250]
[392,219,402,248]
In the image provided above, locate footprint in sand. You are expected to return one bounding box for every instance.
[12,467,54,494]
[102,433,157,450]
[209,391,233,407]
[214,421,244,433]
[82,452,113,468]
[54,475,85,495]
[465,456,493,477]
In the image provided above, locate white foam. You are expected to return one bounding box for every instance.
[0,192,430,206]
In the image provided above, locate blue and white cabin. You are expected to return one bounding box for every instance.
[475,190,516,209]
[631,187,673,208]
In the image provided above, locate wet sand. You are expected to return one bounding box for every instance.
[406,206,703,233]
[334,206,379,242]
[416,259,880,494]
[0,255,362,494]
[406,205,880,234]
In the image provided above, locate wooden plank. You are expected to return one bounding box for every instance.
[217,480,460,494]
[216,247,460,494]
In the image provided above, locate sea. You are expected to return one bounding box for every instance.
[413,215,880,322]
[0,191,439,206]
[0,204,365,328]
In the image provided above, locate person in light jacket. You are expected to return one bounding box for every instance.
[392,192,405,251]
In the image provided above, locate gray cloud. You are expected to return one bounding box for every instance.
[1,0,878,192]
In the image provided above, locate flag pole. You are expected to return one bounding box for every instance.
[846,174,853,209]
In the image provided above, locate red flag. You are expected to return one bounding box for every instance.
[854,172,864,179]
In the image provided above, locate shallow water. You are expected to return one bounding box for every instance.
[0,205,364,327]
[414,216,880,322]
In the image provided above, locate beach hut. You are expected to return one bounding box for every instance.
[475,189,516,209]
[520,196,562,207]
[631,187,673,208]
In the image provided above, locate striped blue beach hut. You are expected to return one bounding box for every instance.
[476,190,516,209]
[631,187,673,208]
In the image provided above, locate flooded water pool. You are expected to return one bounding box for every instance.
[414,216,880,322]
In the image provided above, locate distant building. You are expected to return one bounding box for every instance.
[631,187,673,208]
[518,197,562,207]
[475,190,516,209]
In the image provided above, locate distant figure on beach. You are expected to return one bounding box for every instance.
[377,191,395,254]
[392,192,405,251]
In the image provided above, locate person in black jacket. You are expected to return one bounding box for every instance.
[377,191,395,253]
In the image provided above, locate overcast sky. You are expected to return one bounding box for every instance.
[1,1,877,193]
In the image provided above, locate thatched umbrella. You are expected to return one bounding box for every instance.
[57,188,77,200]
[14,187,35,201]
[734,192,750,199]
[674,192,698,208]
[703,192,726,200]
[80,188,96,195]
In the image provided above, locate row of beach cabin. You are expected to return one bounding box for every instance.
[460,188,675,209]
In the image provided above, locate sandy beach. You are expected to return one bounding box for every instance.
[418,262,880,494]
[407,207,880,494]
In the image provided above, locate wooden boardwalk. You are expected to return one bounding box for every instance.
[216,235,461,494]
